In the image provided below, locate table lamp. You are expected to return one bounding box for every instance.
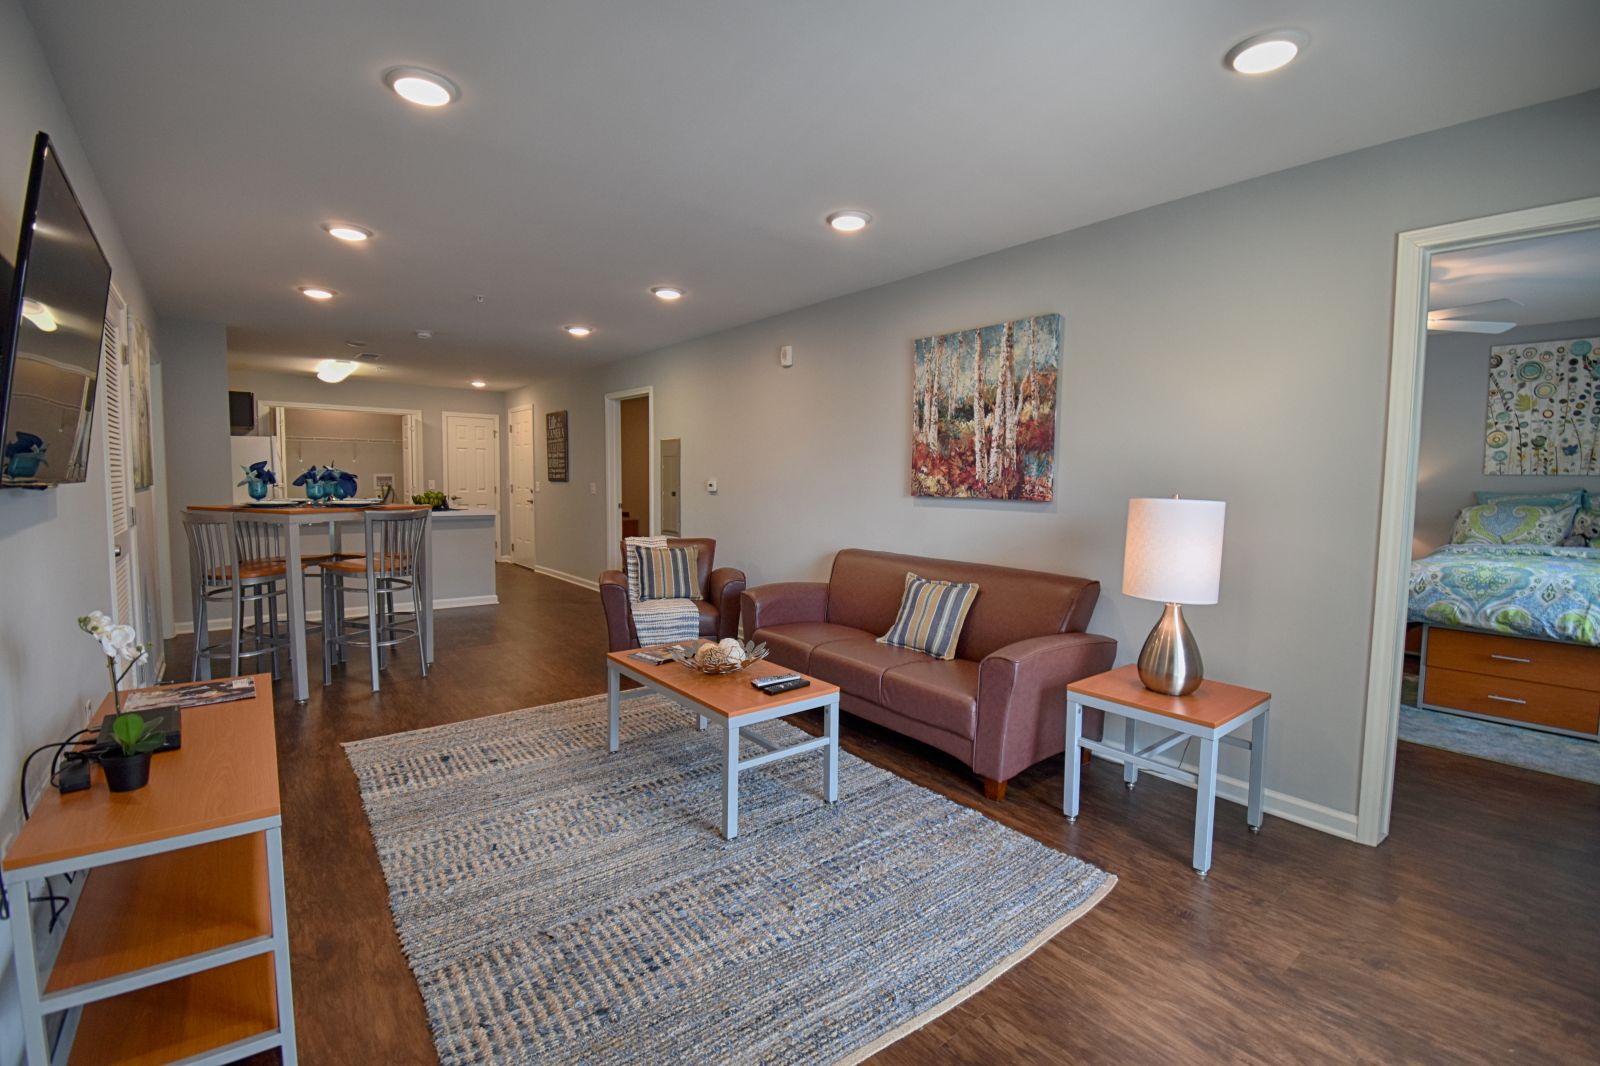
[1122,497,1226,696]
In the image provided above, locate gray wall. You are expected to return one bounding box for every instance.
[160,319,232,626]
[1415,317,1600,551]
[504,90,1600,837]
[0,0,161,1056]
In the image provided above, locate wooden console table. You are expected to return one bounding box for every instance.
[2,675,296,1065]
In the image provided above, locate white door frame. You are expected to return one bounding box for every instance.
[507,402,536,568]
[1357,194,1600,847]
[441,410,503,551]
[604,386,657,571]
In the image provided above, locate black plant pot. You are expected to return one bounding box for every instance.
[100,751,151,793]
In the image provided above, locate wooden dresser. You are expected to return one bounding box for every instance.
[1419,626,1600,738]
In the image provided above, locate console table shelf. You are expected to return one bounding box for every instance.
[2,675,296,1065]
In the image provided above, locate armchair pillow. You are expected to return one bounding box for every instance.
[632,544,702,602]
[877,572,979,660]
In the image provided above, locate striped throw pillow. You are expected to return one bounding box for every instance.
[632,545,701,602]
[877,573,979,660]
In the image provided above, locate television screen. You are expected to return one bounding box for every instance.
[0,132,113,488]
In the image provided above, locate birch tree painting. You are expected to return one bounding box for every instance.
[912,313,1059,500]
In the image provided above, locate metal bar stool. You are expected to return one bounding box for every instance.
[321,508,431,692]
[182,511,289,680]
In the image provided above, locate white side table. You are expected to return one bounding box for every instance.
[1064,665,1270,875]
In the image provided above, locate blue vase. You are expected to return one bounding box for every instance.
[6,453,43,478]
[305,480,325,503]
[247,479,269,500]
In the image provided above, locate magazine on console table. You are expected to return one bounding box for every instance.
[122,676,257,713]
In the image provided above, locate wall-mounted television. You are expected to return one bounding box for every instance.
[0,131,113,489]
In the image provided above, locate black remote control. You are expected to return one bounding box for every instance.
[757,677,811,695]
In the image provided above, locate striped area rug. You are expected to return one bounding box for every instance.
[344,692,1114,1065]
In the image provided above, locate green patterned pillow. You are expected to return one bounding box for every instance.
[1450,502,1578,546]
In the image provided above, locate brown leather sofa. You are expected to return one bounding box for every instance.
[741,548,1115,800]
[599,538,746,650]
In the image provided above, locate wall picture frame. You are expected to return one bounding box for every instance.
[546,410,569,482]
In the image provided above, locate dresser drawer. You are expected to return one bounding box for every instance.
[1425,628,1600,691]
[1422,667,1600,734]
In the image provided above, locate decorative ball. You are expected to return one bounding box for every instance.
[694,644,730,669]
[718,638,746,663]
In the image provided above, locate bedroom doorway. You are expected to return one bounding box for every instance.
[603,386,657,571]
[1359,195,1600,846]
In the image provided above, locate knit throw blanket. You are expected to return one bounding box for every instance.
[625,536,700,646]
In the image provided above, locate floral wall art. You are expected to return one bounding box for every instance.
[1484,336,1600,475]
[911,313,1059,501]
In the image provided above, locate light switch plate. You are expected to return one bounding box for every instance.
[706,478,718,495]
[778,344,794,368]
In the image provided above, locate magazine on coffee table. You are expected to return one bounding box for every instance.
[123,677,257,713]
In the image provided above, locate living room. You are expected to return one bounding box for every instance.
[2,2,1599,1064]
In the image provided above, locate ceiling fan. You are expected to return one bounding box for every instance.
[1427,298,1522,334]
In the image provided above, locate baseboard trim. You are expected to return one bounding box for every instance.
[534,565,599,592]
[172,594,499,635]
[1091,750,1359,842]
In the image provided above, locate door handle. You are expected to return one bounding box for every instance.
[1489,654,1532,664]
[1485,694,1527,705]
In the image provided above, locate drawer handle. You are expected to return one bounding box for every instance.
[1485,694,1527,705]
[1489,654,1532,664]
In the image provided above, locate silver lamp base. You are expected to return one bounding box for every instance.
[1137,602,1203,696]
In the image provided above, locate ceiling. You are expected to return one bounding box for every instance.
[1430,227,1600,326]
[22,0,1600,389]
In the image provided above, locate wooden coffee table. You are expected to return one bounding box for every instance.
[605,648,843,839]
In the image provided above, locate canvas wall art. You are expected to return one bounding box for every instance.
[1484,336,1600,475]
[546,410,569,482]
[911,313,1059,500]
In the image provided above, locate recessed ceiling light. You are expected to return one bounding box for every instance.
[316,359,358,383]
[1225,30,1306,75]
[344,340,369,349]
[298,286,337,300]
[322,222,372,242]
[826,210,871,233]
[415,329,433,340]
[564,324,593,337]
[470,379,487,388]
[650,286,685,301]
[384,67,459,108]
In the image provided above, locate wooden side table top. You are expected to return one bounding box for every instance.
[1068,665,1270,730]
[3,674,281,874]
[607,647,840,719]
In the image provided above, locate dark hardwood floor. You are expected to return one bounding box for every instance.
[167,564,1600,1065]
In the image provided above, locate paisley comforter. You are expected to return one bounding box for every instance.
[1408,544,1600,646]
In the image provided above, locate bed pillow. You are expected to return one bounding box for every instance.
[1574,502,1600,547]
[1473,488,1586,509]
[877,572,979,660]
[1450,502,1578,546]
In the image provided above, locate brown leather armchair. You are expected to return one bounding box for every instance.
[599,537,746,651]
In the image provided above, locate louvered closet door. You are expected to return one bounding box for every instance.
[101,287,138,637]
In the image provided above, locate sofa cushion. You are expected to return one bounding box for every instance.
[753,623,868,673]
[881,658,979,740]
[877,573,980,660]
[810,637,931,704]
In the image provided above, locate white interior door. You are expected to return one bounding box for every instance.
[508,404,536,568]
[402,412,422,501]
[443,413,500,545]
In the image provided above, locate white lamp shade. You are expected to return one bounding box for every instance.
[1122,497,1226,605]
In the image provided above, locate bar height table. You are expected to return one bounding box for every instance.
[188,504,434,702]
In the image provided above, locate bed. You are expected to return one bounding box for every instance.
[1407,544,1600,738]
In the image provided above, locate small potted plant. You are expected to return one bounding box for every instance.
[98,712,166,792]
[78,612,159,791]
[237,460,276,500]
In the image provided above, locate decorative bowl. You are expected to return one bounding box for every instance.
[671,639,770,675]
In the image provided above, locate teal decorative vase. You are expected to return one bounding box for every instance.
[247,479,269,500]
